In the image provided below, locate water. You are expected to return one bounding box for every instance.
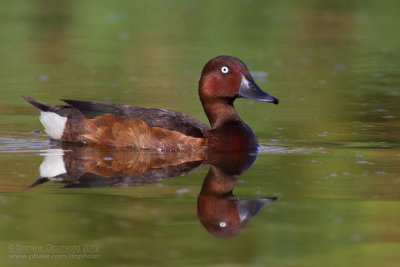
[1,0,400,266]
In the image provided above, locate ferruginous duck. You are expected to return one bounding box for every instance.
[22,56,279,152]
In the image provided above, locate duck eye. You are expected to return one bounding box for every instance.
[221,66,229,74]
[219,221,227,228]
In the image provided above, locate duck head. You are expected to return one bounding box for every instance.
[199,56,279,104]
[199,56,279,127]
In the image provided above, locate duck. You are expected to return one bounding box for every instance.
[21,56,279,152]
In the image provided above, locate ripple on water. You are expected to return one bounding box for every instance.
[0,132,51,154]
[258,144,325,154]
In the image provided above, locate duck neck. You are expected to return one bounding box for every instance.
[201,98,241,128]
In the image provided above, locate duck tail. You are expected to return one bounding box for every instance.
[20,95,54,112]
[22,177,49,191]
[21,96,68,140]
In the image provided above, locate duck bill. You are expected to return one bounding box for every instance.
[237,197,277,223]
[237,75,279,104]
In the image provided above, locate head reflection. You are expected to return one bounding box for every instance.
[198,153,277,237]
[27,144,277,237]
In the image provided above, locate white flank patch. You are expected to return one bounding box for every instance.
[39,149,66,178]
[39,111,67,140]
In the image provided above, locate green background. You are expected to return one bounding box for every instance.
[0,0,399,266]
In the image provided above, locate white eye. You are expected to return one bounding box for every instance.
[221,66,229,74]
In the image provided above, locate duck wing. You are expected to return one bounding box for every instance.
[62,99,209,138]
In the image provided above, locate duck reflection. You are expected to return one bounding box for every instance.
[29,144,204,188]
[27,144,277,237]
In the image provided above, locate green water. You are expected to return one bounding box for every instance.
[1,0,399,266]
